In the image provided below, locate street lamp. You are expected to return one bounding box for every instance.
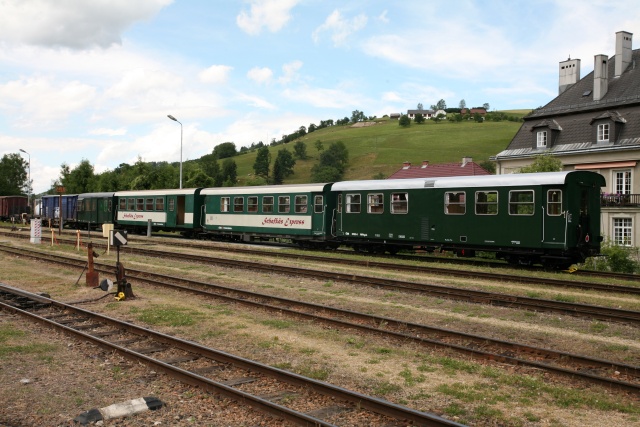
[167,114,183,189]
[19,149,31,215]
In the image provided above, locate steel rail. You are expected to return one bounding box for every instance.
[0,284,465,427]
[1,243,639,326]
[2,246,639,393]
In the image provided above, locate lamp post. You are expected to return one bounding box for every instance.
[19,149,31,215]
[167,114,183,189]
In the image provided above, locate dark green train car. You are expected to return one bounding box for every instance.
[114,188,204,236]
[77,192,116,230]
[332,171,604,267]
[201,184,335,247]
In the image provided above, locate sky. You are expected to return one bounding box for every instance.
[1,0,639,194]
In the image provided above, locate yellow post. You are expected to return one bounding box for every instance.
[76,230,81,251]
[51,229,55,246]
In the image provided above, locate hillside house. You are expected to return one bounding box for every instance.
[494,30,640,246]
[407,109,435,120]
[388,157,491,179]
[461,108,487,116]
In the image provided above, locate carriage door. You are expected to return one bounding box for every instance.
[542,188,566,247]
[166,196,177,227]
[176,196,186,225]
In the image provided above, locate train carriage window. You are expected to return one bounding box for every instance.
[119,198,126,210]
[92,199,97,212]
[445,192,466,214]
[78,200,84,212]
[346,194,361,213]
[547,190,562,216]
[314,195,324,213]
[136,198,144,211]
[248,196,258,212]
[155,198,164,211]
[146,198,154,211]
[337,194,342,213]
[475,191,498,215]
[367,193,384,214]
[295,195,308,213]
[391,193,408,214]
[221,197,230,213]
[278,196,290,213]
[263,196,274,213]
[509,190,534,215]
[234,197,244,212]
[127,198,135,210]
[107,199,112,212]
[169,198,175,212]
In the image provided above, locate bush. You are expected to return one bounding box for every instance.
[583,239,639,273]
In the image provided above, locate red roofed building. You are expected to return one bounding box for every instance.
[388,157,492,179]
[461,108,487,116]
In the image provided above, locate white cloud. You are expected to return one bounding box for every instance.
[312,10,368,46]
[0,0,171,49]
[278,60,303,84]
[89,127,128,136]
[236,93,277,110]
[247,67,274,84]
[236,0,299,35]
[0,77,96,128]
[377,10,389,24]
[199,65,233,84]
[282,85,369,109]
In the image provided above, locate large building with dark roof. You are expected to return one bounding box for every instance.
[494,30,640,246]
[388,158,491,179]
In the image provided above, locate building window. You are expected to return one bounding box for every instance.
[391,193,408,214]
[220,197,230,213]
[597,123,610,143]
[613,218,632,246]
[615,170,631,195]
[314,195,324,213]
[346,194,361,213]
[247,196,258,212]
[547,190,562,216]
[234,197,244,212]
[509,190,534,215]
[295,195,308,213]
[475,191,498,215]
[278,196,290,213]
[263,196,274,213]
[536,131,547,148]
[445,192,466,214]
[367,193,384,214]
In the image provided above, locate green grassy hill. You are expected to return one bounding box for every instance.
[229,111,529,185]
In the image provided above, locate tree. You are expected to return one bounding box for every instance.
[272,149,296,184]
[61,159,95,193]
[483,102,490,111]
[0,153,28,196]
[310,141,349,182]
[351,110,365,123]
[417,103,423,110]
[253,146,271,179]
[517,154,562,173]
[431,99,447,110]
[293,141,308,160]
[213,142,237,159]
[221,158,237,186]
[200,153,221,185]
[314,140,324,152]
[414,113,425,124]
[459,99,466,109]
[398,114,411,127]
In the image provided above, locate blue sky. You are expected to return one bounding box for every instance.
[1,0,639,194]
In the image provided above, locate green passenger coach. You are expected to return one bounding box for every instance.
[77,192,116,230]
[201,183,335,247]
[114,188,204,236]
[332,171,604,268]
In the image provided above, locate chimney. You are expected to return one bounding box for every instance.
[615,31,633,77]
[402,161,411,169]
[461,157,472,167]
[421,161,429,168]
[558,57,581,94]
[593,54,609,101]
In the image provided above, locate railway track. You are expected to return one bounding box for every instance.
[2,245,639,394]
[2,228,640,292]
[0,284,465,427]
[2,242,640,325]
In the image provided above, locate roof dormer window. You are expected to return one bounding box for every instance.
[597,123,610,143]
[536,131,547,148]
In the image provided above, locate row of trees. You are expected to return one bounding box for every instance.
[416,100,491,112]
